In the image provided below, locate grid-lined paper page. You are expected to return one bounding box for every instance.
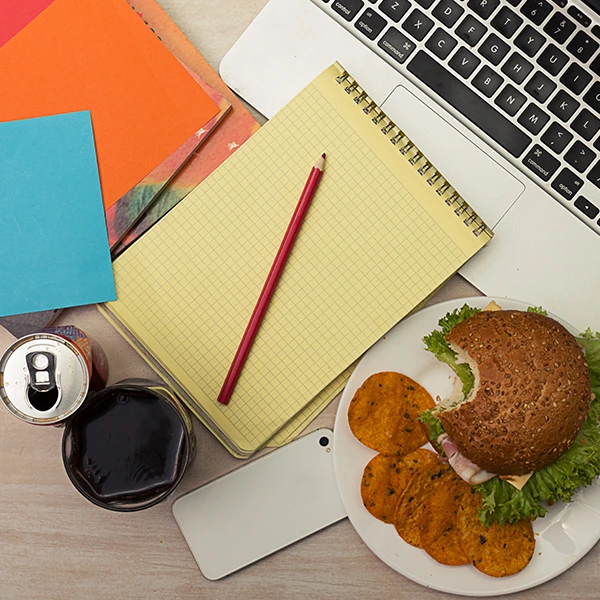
[108,62,490,455]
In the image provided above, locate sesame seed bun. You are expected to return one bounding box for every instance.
[438,310,592,476]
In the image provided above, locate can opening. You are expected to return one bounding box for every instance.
[28,386,59,412]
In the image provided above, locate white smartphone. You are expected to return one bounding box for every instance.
[172,428,347,580]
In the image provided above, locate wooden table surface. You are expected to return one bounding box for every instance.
[1,1,598,598]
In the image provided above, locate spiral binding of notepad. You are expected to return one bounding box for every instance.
[335,70,492,239]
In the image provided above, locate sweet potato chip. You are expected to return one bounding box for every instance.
[361,449,440,523]
[420,471,471,565]
[456,489,535,577]
[348,372,435,455]
[393,461,451,548]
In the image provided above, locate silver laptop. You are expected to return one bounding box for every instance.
[220,0,600,331]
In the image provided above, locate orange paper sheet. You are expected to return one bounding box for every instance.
[0,0,219,209]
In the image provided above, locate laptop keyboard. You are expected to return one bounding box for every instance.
[315,0,600,235]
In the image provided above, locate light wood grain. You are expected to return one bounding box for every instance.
[1,2,598,598]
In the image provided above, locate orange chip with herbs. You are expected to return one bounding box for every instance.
[393,461,451,548]
[361,449,440,523]
[420,470,471,566]
[456,489,536,577]
[348,372,435,455]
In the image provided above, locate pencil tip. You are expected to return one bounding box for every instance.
[321,153,326,159]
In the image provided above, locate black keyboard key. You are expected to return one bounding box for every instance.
[537,44,569,76]
[543,14,576,44]
[552,167,584,199]
[455,15,487,46]
[491,7,523,38]
[355,8,387,39]
[567,31,599,63]
[520,0,552,25]
[593,24,600,41]
[565,140,596,172]
[524,71,556,103]
[502,52,534,84]
[495,84,527,116]
[380,0,411,21]
[583,82,600,113]
[590,55,600,77]
[378,27,417,63]
[541,122,573,153]
[586,161,600,189]
[473,65,504,96]
[522,144,560,180]
[332,0,364,20]
[518,103,550,134]
[574,195,600,218]
[551,0,567,7]
[571,108,600,140]
[406,50,532,156]
[415,0,435,8]
[402,9,435,40]
[479,33,510,64]
[560,63,593,95]
[515,25,546,57]
[567,5,592,28]
[432,0,464,27]
[449,46,481,77]
[467,0,499,19]
[506,0,523,6]
[425,28,458,59]
[548,90,580,121]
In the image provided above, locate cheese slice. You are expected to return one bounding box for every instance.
[500,473,534,490]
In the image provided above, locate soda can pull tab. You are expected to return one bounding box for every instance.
[25,351,60,411]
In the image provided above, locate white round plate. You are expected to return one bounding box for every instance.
[333,296,600,596]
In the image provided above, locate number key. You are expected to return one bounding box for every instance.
[567,31,600,64]
[520,0,552,25]
[543,14,576,44]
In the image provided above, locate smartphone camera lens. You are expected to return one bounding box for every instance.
[319,436,329,447]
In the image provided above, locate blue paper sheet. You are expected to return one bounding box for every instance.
[0,111,116,317]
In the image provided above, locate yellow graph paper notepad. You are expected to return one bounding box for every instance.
[102,62,493,457]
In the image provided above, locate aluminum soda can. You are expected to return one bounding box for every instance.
[0,325,108,425]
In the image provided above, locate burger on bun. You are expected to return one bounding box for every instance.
[419,303,600,526]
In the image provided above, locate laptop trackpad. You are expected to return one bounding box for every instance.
[381,85,525,228]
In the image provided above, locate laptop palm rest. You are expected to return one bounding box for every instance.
[381,85,525,229]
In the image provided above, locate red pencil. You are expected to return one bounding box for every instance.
[217,153,327,405]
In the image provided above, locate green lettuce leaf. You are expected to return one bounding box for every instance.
[422,304,481,397]
[417,407,445,452]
